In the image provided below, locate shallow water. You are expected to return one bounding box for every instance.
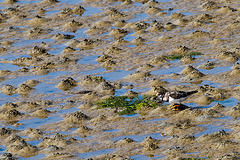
[96,70,134,81]
[151,66,184,75]
[0,63,21,71]
[112,132,166,142]
[0,0,239,159]
[195,124,233,137]
[0,145,7,155]
[20,154,46,160]
[78,55,100,65]
[78,148,116,159]
[130,154,152,160]
[105,129,120,133]
[13,115,63,130]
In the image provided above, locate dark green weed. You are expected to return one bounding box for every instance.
[95,95,158,115]
[163,51,202,60]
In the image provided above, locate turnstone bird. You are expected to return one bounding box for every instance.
[156,90,198,110]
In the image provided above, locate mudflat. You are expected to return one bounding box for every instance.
[0,0,240,159]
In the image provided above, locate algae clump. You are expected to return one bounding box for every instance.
[95,95,158,115]
[163,51,202,60]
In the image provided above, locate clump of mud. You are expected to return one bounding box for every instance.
[64,111,90,124]
[0,0,240,159]
[57,77,78,91]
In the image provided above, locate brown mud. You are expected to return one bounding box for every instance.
[0,0,240,159]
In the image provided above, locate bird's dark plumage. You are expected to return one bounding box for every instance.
[156,90,198,103]
[168,90,198,99]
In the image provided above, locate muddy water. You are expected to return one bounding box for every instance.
[0,0,240,159]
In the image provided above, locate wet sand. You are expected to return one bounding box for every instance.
[0,0,240,159]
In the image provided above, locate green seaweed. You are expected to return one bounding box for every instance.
[95,95,158,115]
[163,51,202,60]
[188,51,202,56]
[163,55,184,60]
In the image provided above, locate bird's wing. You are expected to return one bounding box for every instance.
[169,91,197,99]
[169,91,186,99]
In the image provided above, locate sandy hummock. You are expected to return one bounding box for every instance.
[0,0,240,159]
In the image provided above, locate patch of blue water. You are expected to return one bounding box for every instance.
[0,54,30,61]
[78,148,115,159]
[20,154,46,160]
[0,75,42,86]
[30,71,74,94]
[133,87,150,94]
[123,32,136,41]
[27,139,42,146]
[115,86,151,96]
[198,66,232,74]
[130,155,152,160]
[45,71,72,79]
[96,70,134,81]
[45,9,60,15]
[0,0,7,9]
[122,113,141,118]
[73,136,85,141]
[0,145,7,155]
[105,129,120,133]
[57,130,72,135]
[78,55,100,65]
[129,13,149,22]
[17,0,41,3]
[0,98,13,106]
[194,124,233,137]
[112,132,167,142]
[186,151,201,155]
[34,82,63,94]
[0,63,22,71]
[146,41,155,44]
[48,44,65,55]
[178,29,196,35]
[60,0,83,4]
[0,95,19,105]
[207,97,238,108]
[126,44,137,48]
[13,115,63,130]
[218,116,234,120]
[200,80,222,88]
[57,107,80,114]
[74,28,89,39]
[114,88,128,96]
[182,12,197,16]
[114,87,150,96]
[151,66,184,75]
[13,39,54,47]
[82,7,102,17]
[216,97,239,106]
[80,68,106,75]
